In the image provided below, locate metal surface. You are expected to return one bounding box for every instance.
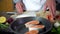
[9,17,52,34]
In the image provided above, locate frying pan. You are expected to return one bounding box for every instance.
[9,17,52,34]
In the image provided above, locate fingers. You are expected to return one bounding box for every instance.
[48,4,56,19]
[43,4,47,13]
[45,0,56,19]
[48,5,54,18]
[52,3,56,17]
[15,3,23,14]
[52,6,56,17]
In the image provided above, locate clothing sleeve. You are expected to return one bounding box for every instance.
[13,0,22,3]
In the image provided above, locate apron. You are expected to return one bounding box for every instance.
[23,0,46,11]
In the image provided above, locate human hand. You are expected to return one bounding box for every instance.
[44,0,56,19]
[15,2,24,14]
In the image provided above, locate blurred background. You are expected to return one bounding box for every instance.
[0,0,60,17]
[0,0,60,12]
[0,0,14,12]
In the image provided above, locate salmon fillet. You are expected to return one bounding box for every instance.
[25,30,39,34]
[25,20,39,28]
[26,20,39,24]
[30,25,45,29]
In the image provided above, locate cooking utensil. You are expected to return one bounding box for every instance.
[9,17,52,34]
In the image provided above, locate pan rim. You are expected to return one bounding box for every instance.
[9,17,52,34]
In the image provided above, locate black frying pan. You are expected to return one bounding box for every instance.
[9,17,52,34]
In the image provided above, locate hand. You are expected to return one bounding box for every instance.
[44,0,56,18]
[15,2,24,14]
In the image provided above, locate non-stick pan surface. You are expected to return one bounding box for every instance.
[9,17,52,34]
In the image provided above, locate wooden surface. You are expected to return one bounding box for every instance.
[0,0,14,12]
